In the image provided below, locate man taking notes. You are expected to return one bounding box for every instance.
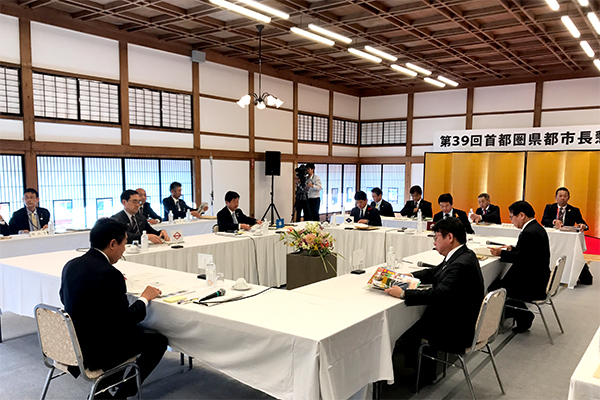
[400,185,433,218]
[112,190,170,244]
[217,191,261,232]
[541,187,588,231]
[370,187,395,217]
[432,193,474,234]
[350,191,382,226]
[9,188,51,234]
[470,193,501,224]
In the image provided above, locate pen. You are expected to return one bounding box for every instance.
[178,297,199,305]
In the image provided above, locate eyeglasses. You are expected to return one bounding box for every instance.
[128,200,141,204]
[433,233,444,242]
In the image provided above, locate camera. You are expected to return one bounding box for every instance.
[295,165,308,200]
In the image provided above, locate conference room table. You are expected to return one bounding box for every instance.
[568,325,600,400]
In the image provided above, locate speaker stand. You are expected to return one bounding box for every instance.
[261,174,281,223]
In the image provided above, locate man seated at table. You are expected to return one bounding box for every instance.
[350,191,382,226]
[385,217,484,382]
[136,188,162,224]
[541,187,588,231]
[400,185,433,218]
[370,187,395,217]
[162,181,207,220]
[0,214,10,236]
[9,188,50,234]
[432,193,474,234]
[112,190,170,244]
[470,193,501,224]
[217,191,260,232]
[488,201,550,333]
[60,218,168,399]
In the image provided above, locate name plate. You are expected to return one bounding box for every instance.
[171,230,184,243]
[29,230,49,237]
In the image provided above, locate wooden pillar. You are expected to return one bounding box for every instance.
[533,81,543,128]
[19,19,37,190]
[405,93,414,201]
[192,61,201,203]
[328,90,334,156]
[119,42,130,147]
[249,71,255,216]
[466,88,474,130]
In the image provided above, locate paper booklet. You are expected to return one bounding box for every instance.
[367,266,421,291]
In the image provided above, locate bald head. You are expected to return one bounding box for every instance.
[136,188,147,204]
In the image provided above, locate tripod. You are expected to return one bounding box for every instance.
[261,174,281,224]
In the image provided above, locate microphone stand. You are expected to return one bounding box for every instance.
[209,155,215,215]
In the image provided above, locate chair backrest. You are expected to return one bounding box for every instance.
[469,288,507,352]
[547,256,566,297]
[212,224,219,233]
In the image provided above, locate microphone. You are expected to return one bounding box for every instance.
[417,261,438,269]
[485,240,506,246]
[198,288,226,302]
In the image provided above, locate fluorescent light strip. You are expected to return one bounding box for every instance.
[348,48,382,63]
[308,24,352,44]
[238,0,289,19]
[578,0,589,7]
[580,41,595,57]
[588,12,600,35]
[391,64,417,76]
[561,15,581,38]
[424,77,445,88]
[437,75,459,87]
[545,0,559,11]
[594,59,600,72]
[364,46,397,62]
[290,27,335,46]
[406,63,432,75]
[209,0,271,23]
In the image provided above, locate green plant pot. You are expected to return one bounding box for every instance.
[286,252,337,290]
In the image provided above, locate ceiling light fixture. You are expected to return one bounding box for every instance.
[209,0,271,23]
[406,63,432,75]
[308,24,352,44]
[237,25,283,110]
[561,15,581,38]
[348,48,382,63]
[578,0,589,7]
[238,0,289,19]
[424,77,445,88]
[290,27,335,46]
[437,76,459,87]
[580,41,595,57]
[588,12,600,35]
[545,0,559,11]
[594,59,600,72]
[391,64,417,76]
[364,46,398,62]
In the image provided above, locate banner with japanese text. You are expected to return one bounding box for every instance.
[433,125,600,152]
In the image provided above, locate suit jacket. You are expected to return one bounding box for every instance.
[498,219,550,302]
[111,210,161,244]
[217,206,257,232]
[0,221,10,236]
[476,204,502,224]
[140,202,162,222]
[404,245,484,354]
[162,196,195,220]
[433,208,474,234]
[400,199,433,219]
[350,205,382,226]
[370,199,395,218]
[541,203,587,230]
[60,249,147,370]
[9,206,51,234]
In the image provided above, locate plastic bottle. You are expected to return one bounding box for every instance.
[416,210,423,234]
[387,246,396,269]
[186,209,191,221]
[48,220,55,235]
[206,257,216,286]
[168,210,174,224]
[468,208,474,222]
[141,230,149,251]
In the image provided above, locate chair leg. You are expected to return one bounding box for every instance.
[534,303,554,344]
[458,355,476,400]
[486,344,505,395]
[415,344,426,394]
[548,297,564,334]
[40,367,55,400]
[134,364,142,400]
[442,352,449,379]
[89,378,100,400]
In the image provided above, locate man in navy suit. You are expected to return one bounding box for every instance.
[162,181,208,220]
[350,191,382,226]
[370,187,395,217]
[541,187,588,231]
[9,188,51,234]
[400,185,433,218]
[470,193,502,224]
[217,191,261,232]
[112,190,169,244]
[433,193,474,234]
[136,188,162,224]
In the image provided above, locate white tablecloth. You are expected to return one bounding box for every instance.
[325,226,391,275]
[380,217,419,229]
[569,326,600,400]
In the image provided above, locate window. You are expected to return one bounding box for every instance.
[360,120,407,146]
[0,66,20,115]
[0,155,24,221]
[129,87,160,127]
[360,164,405,211]
[332,119,358,145]
[79,79,120,123]
[314,164,328,215]
[162,91,192,130]
[313,164,357,215]
[298,114,329,143]
[359,165,382,194]
[160,159,194,210]
[124,158,160,216]
[129,87,192,130]
[84,157,123,228]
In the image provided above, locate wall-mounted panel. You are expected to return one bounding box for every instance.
[473,83,535,113]
[333,93,359,120]
[200,61,248,100]
[200,97,249,136]
[543,77,600,109]
[255,108,293,140]
[541,109,600,127]
[31,23,119,80]
[201,159,250,215]
[0,15,20,64]
[128,44,191,92]
[0,119,23,140]
[200,134,249,152]
[298,84,329,114]
[332,146,358,157]
[414,89,467,117]
[413,116,465,144]
[254,74,293,108]
[361,94,408,120]
[472,113,534,129]
[130,129,193,148]
[298,143,328,156]
[412,146,433,157]
[255,140,293,154]
[255,161,293,224]
[35,122,121,145]
[360,146,406,157]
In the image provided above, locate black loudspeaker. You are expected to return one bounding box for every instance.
[265,151,281,176]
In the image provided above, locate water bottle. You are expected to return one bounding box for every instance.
[168,210,174,224]
[416,210,423,234]
[186,209,191,221]
[141,230,149,251]
[206,257,216,286]
[48,220,55,235]
[468,208,475,222]
[387,246,397,269]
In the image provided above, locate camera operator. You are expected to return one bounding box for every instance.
[294,165,310,222]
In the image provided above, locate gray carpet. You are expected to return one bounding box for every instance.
[1,261,598,400]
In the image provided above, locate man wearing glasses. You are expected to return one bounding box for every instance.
[9,188,51,234]
[112,190,170,244]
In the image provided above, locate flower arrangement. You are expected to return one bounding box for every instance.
[279,222,341,272]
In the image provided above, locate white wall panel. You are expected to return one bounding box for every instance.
[35,122,121,144]
[411,146,433,157]
[254,74,293,108]
[200,97,248,136]
[360,146,406,157]
[473,113,533,129]
[255,161,293,223]
[200,61,248,99]
[130,129,193,148]
[255,108,293,140]
[474,83,535,113]
[128,44,191,91]
[298,84,329,114]
[542,77,600,109]
[411,163,424,190]
[413,116,465,144]
[298,143,328,156]
[414,89,467,117]
[361,94,408,120]
[200,135,249,152]
[201,159,250,214]
[0,15,20,63]
[332,146,359,157]
[0,119,23,140]
[31,23,119,80]
[255,140,293,154]
[333,93,359,119]
[541,109,600,126]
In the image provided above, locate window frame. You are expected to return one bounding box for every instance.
[129,85,193,131]
[360,119,407,146]
[0,65,22,116]
[298,113,329,143]
[332,118,359,146]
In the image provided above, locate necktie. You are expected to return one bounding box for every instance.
[558,207,565,222]
[483,209,487,215]
[30,213,39,230]
[444,213,449,219]
[360,209,364,219]
[131,215,140,234]
[176,200,181,212]
[232,211,238,224]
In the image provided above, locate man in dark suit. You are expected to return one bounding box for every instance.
[217,191,260,232]
[370,187,395,217]
[0,215,10,236]
[136,188,161,224]
[541,187,588,231]
[162,181,208,220]
[470,193,501,224]
[350,191,382,226]
[400,185,433,218]
[112,190,170,244]
[386,217,484,381]
[489,201,550,333]
[60,218,167,399]
[9,188,51,234]
[433,193,474,234]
